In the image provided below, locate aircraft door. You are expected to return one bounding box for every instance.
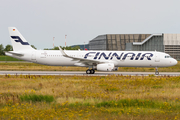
[40,51,47,58]
[31,51,36,61]
[155,52,160,62]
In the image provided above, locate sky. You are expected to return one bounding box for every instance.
[1,0,180,49]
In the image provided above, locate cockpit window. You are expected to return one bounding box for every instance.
[165,56,172,58]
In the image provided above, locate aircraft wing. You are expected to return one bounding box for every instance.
[59,47,104,65]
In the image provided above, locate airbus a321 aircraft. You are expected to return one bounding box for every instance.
[5,27,177,75]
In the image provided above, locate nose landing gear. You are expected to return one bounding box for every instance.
[155,67,159,75]
[86,69,95,74]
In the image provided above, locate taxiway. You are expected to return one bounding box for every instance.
[0,71,179,76]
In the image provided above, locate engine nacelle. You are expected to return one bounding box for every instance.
[97,63,115,71]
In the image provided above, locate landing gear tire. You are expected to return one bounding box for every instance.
[86,69,91,74]
[86,69,95,74]
[155,71,159,75]
[90,69,95,74]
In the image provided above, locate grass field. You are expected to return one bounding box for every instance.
[0,61,180,72]
[0,56,23,61]
[0,75,180,119]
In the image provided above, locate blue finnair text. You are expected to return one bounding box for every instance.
[84,52,153,60]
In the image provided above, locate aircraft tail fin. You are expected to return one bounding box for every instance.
[8,27,35,51]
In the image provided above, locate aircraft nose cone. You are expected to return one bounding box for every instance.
[173,59,178,65]
[174,59,178,65]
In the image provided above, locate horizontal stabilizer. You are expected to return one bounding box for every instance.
[5,51,24,56]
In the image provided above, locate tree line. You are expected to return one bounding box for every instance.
[0,44,81,55]
[0,44,13,55]
[44,46,80,50]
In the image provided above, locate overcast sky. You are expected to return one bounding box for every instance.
[1,0,180,49]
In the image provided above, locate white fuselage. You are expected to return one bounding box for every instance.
[6,27,178,74]
[6,50,177,68]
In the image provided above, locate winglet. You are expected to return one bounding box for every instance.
[58,46,68,57]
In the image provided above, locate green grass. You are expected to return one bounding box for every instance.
[20,94,54,103]
[0,56,23,61]
[96,99,157,108]
[55,99,179,111]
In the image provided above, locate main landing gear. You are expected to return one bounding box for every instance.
[86,69,95,74]
[155,67,159,75]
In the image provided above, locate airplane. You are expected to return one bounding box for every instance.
[5,27,177,75]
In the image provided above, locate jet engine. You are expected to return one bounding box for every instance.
[97,63,115,71]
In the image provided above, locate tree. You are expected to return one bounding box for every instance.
[31,45,37,49]
[70,46,81,50]
[44,48,49,50]
[53,46,59,50]
[43,46,81,50]
[0,44,4,55]
[61,46,80,50]
[4,44,13,51]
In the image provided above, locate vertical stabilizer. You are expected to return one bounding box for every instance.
[8,27,34,51]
